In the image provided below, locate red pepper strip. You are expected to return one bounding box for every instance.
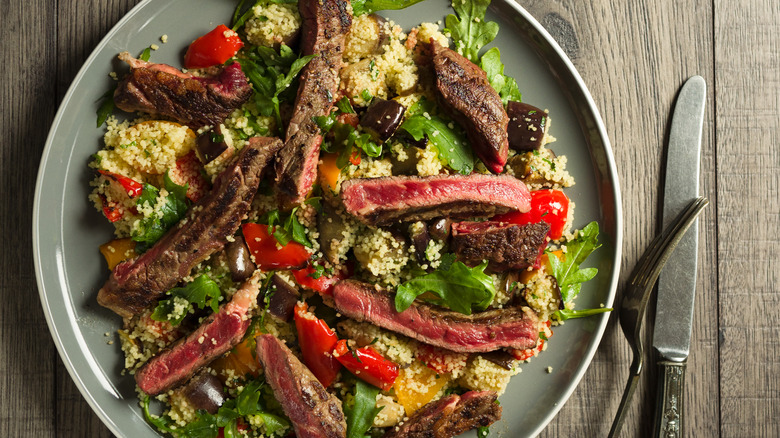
[492,189,570,240]
[332,340,399,391]
[349,149,361,166]
[291,262,352,296]
[99,194,124,223]
[98,170,143,198]
[294,302,342,387]
[184,24,244,69]
[242,223,310,271]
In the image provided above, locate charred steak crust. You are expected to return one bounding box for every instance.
[275,0,352,203]
[255,334,347,438]
[382,391,502,438]
[97,137,283,319]
[114,53,252,128]
[452,221,551,271]
[430,40,509,174]
[340,174,531,226]
[135,277,261,395]
[331,280,540,353]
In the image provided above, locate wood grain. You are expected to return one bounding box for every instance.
[715,0,780,437]
[0,0,777,436]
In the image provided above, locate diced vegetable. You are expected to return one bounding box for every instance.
[98,170,143,198]
[319,152,341,191]
[332,340,399,391]
[294,302,342,387]
[184,24,244,69]
[393,363,450,415]
[242,223,310,271]
[99,238,137,270]
[291,263,350,296]
[99,195,124,223]
[211,334,261,381]
[416,343,467,376]
[492,189,570,240]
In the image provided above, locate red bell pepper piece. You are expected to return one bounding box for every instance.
[291,262,352,296]
[99,194,124,223]
[241,223,310,271]
[492,189,570,240]
[170,151,209,202]
[294,302,342,387]
[184,24,244,69]
[98,170,143,198]
[511,320,552,361]
[332,339,399,391]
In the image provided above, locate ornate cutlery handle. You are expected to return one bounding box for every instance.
[653,360,686,438]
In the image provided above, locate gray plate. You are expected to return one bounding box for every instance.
[33,0,622,436]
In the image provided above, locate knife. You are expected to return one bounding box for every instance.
[651,75,706,438]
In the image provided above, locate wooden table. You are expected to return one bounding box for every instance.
[1,0,777,436]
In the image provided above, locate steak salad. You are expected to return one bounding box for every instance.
[88,0,609,437]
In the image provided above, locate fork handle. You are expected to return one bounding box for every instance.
[652,360,686,438]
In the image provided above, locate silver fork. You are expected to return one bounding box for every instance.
[607,196,709,437]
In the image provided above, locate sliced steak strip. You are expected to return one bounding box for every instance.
[451,221,550,271]
[340,174,531,226]
[331,280,539,353]
[255,334,347,438]
[275,0,352,204]
[135,276,262,395]
[382,391,502,438]
[114,52,252,128]
[430,40,509,174]
[98,137,283,319]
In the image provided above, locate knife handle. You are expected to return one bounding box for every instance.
[652,360,686,438]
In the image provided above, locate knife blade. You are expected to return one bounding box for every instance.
[651,75,706,438]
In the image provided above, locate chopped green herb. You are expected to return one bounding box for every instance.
[395,259,495,315]
[131,173,188,250]
[260,207,312,248]
[344,379,383,438]
[150,274,222,326]
[351,0,427,16]
[360,89,373,102]
[96,86,116,128]
[336,96,356,114]
[400,114,473,175]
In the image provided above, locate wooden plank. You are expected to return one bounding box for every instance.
[714,1,780,436]
[53,0,141,436]
[0,0,58,436]
[522,0,719,436]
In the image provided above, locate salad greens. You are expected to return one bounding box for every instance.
[260,207,313,247]
[344,379,383,438]
[400,99,474,174]
[151,274,222,326]
[480,47,522,105]
[444,0,499,63]
[351,0,427,16]
[132,173,189,250]
[143,378,289,438]
[547,221,601,303]
[553,307,612,321]
[395,254,496,315]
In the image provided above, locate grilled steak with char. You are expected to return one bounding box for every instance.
[255,334,347,438]
[430,40,509,174]
[331,280,539,353]
[451,221,550,271]
[340,174,531,226]
[97,136,282,319]
[135,276,262,395]
[114,52,252,128]
[275,0,352,204]
[382,391,502,438]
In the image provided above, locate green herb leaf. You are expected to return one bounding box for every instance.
[337,96,356,114]
[479,47,522,105]
[260,208,312,248]
[345,379,383,438]
[96,86,116,128]
[141,396,175,434]
[351,0,426,16]
[477,426,490,438]
[139,46,152,62]
[547,221,601,302]
[131,173,189,249]
[395,260,495,315]
[151,274,223,325]
[254,412,290,435]
[553,307,613,321]
[400,115,473,174]
[445,0,500,63]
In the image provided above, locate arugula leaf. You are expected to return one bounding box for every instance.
[232,0,298,30]
[95,86,116,128]
[260,207,312,247]
[337,96,356,114]
[553,307,613,321]
[132,173,189,249]
[351,0,427,16]
[547,221,601,302]
[445,0,500,62]
[151,274,222,325]
[395,260,495,315]
[253,412,290,435]
[142,396,175,434]
[480,47,522,104]
[400,115,473,174]
[344,379,383,438]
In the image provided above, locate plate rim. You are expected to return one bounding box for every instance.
[32,1,622,437]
